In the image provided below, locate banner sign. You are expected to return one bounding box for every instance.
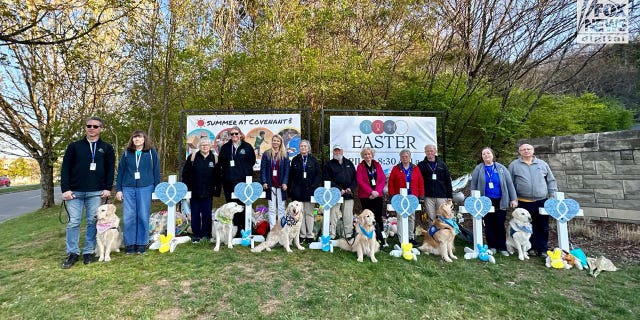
[577,0,629,44]
[329,116,437,175]
[186,114,301,170]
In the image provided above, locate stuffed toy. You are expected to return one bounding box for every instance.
[385,217,398,238]
[562,250,583,270]
[253,205,269,236]
[401,243,415,261]
[477,244,496,264]
[545,248,570,269]
[159,234,173,253]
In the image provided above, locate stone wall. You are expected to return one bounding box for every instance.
[521,130,640,222]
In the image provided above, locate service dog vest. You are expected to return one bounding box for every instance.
[428,215,461,237]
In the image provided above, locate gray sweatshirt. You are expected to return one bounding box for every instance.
[508,157,558,201]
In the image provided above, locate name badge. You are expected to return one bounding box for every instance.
[208,162,214,167]
[432,174,437,180]
[230,160,235,167]
[134,172,141,180]
[371,179,376,186]
[406,182,410,189]
[90,163,96,171]
[488,182,494,189]
[273,169,278,177]
[303,172,307,179]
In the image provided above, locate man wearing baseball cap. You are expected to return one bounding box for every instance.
[323,145,357,239]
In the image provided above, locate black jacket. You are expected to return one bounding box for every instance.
[60,137,115,193]
[289,154,322,202]
[323,157,357,200]
[218,140,256,184]
[417,156,453,198]
[181,151,221,198]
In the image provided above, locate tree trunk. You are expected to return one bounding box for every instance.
[38,154,56,208]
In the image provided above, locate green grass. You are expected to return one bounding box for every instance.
[1,207,639,320]
[0,184,41,194]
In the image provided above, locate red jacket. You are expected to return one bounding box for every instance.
[388,163,425,197]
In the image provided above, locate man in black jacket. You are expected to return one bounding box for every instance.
[417,144,452,223]
[323,145,357,239]
[60,116,115,269]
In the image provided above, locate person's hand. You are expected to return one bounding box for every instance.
[345,188,352,194]
[102,190,111,198]
[116,191,123,201]
[371,190,379,198]
[340,189,346,195]
[263,183,268,190]
[62,191,75,201]
[282,184,287,191]
[510,200,518,208]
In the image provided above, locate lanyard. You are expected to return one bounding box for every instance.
[402,164,412,182]
[366,162,376,178]
[272,157,278,170]
[231,143,237,159]
[135,150,142,172]
[484,164,495,181]
[89,140,97,163]
[302,155,308,172]
[429,161,437,172]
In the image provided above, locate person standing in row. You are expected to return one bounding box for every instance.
[418,144,453,223]
[356,147,387,246]
[60,116,115,269]
[218,126,256,237]
[470,147,517,256]
[289,140,322,244]
[509,143,557,258]
[116,130,161,254]
[323,145,357,239]
[260,134,290,229]
[388,149,425,246]
[181,137,221,243]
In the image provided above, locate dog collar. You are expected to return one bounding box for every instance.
[359,225,374,239]
[217,215,232,225]
[437,215,460,235]
[515,224,532,234]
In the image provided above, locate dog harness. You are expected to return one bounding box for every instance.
[280,214,296,228]
[216,215,232,225]
[509,224,533,237]
[97,222,119,233]
[359,224,374,239]
[428,215,460,237]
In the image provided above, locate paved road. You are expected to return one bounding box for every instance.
[0,189,62,223]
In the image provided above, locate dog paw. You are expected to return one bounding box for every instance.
[443,257,453,262]
[357,258,364,262]
[266,248,271,251]
[298,246,305,250]
[371,257,378,263]
[214,247,220,252]
[227,245,233,249]
[451,255,458,260]
[98,256,105,262]
[104,257,111,262]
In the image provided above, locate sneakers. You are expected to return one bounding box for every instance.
[540,251,548,259]
[83,253,96,265]
[528,249,548,258]
[489,248,497,255]
[125,245,136,255]
[61,253,79,269]
[135,245,146,254]
[192,237,201,244]
[499,250,510,257]
[409,238,419,246]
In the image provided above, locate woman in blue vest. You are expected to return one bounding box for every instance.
[116,130,160,254]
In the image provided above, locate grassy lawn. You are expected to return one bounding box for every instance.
[1,206,638,320]
[0,184,41,194]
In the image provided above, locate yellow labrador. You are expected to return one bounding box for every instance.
[251,201,304,253]
[95,204,123,262]
[336,209,380,262]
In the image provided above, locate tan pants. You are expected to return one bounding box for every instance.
[424,197,449,222]
[330,199,354,239]
[299,201,315,239]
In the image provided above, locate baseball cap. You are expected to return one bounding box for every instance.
[332,144,343,150]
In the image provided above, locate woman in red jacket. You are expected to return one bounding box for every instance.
[356,147,387,246]
[388,149,425,246]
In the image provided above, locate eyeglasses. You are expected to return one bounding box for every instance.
[86,125,101,129]
[229,132,240,136]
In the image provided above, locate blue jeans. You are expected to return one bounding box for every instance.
[122,185,154,246]
[65,191,103,255]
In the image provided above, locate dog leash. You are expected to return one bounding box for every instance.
[58,194,112,225]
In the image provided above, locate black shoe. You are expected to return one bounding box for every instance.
[136,245,146,254]
[83,253,96,265]
[62,253,79,269]
[126,245,136,254]
[539,251,548,259]
[409,238,419,246]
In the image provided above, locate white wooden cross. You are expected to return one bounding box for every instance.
[231,176,266,248]
[387,188,421,260]
[540,192,584,252]
[460,190,494,260]
[150,175,192,252]
[309,181,343,252]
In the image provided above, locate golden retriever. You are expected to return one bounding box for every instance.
[506,208,533,260]
[212,202,244,251]
[418,200,457,262]
[335,209,380,263]
[95,204,123,262]
[251,201,305,253]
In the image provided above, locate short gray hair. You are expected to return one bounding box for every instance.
[399,149,411,157]
[300,139,311,153]
[424,144,437,152]
[198,137,212,147]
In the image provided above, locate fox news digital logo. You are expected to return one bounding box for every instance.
[577,0,629,44]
